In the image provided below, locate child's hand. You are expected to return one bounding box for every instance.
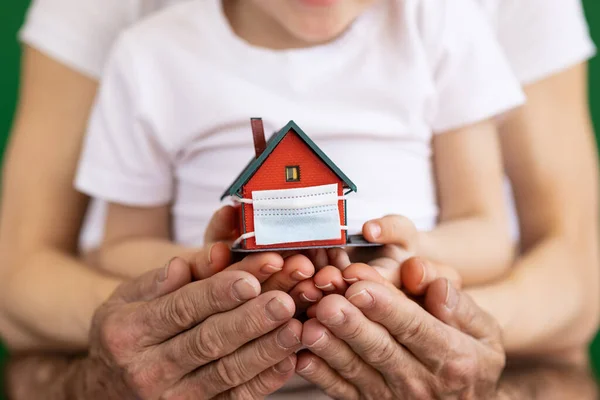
[199,206,322,308]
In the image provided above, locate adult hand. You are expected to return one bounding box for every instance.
[87,257,302,399]
[297,259,506,399]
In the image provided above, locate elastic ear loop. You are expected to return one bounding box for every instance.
[232,227,349,248]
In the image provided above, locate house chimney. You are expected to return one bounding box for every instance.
[251,118,267,159]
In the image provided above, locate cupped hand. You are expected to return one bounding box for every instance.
[89,258,303,399]
[296,260,506,399]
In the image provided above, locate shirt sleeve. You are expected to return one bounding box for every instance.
[74,34,173,207]
[428,0,526,133]
[18,0,141,78]
[495,0,596,85]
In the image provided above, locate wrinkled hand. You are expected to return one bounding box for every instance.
[87,257,303,399]
[297,259,506,399]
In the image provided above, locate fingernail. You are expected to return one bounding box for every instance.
[277,326,300,349]
[266,298,293,321]
[348,289,375,309]
[273,356,295,374]
[291,270,312,280]
[368,222,381,239]
[342,277,359,283]
[159,258,176,282]
[314,283,335,291]
[207,243,216,265]
[232,278,259,301]
[305,331,327,348]
[324,311,346,326]
[445,279,458,310]
[418,260,428,286]
[296,358,313,373]
[300,292,318,303]
[261,264,283,274]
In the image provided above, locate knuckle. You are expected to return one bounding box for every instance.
[246,373,280,398]
[403,377,432,400]
[364,337,398,370]
[397,314,427,343]
[240,309,269,335]
[125,363,163,397]
[98,312,134,364]
[215,353,247,389]
[337,355,364,381]
[164,291,197,330]
[440,356,478,390]
[193,325,227,362]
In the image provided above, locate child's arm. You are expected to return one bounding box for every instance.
[89,203,194,279]
[416,119,513,286]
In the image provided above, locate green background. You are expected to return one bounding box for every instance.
[0,0,599,396]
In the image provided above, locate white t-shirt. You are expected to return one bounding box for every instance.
[16,2,597,398]
[19,0,596,251]
[71,0,524,250]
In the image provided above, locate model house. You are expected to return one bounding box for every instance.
[221,118,357,251]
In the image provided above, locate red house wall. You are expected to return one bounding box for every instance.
[241,130,346,250]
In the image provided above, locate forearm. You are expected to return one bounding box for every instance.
[1,249,120,352]
[496,360,598,400]
[418,217,513,286]
[96,238,194,279]
[466,234,598,355]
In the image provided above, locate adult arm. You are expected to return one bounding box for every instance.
[466,63,600,354]
[5,259,302,399]
[0,47,120,351]
[363,66,600,353]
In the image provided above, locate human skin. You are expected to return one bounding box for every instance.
[4,258,598,399]
[6,258,304,399]
[0,48,317,351]
[312,63,600,357]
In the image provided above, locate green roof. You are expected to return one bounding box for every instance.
[221,120,357,200]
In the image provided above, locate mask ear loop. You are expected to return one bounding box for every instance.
[232,231,256,248]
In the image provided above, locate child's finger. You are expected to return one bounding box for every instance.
[367,257,401,288]
[326,248,351,270]
[204,206,238,245]
[342,263,387,286]
[401,257,462,295]
[314,266,347,294]
[261,254,315,293]
[363,215,418,251]
[221,251,285,283]
[304,248,330,270]
[289,279,323,313]
[188,242,232,280]
[306,303,318,319]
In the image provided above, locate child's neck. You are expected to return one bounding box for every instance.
[223,0,332,50]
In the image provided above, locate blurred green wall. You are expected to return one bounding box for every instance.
[0,0,599,396]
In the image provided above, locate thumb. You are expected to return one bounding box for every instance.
[111,257,192,304]
[363,215,418,251]
[204,205,238,245]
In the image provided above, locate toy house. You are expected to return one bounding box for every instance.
[221,118,364,252]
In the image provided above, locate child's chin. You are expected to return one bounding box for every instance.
[287,17,354,44]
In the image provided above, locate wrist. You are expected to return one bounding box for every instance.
[5,353,121,400]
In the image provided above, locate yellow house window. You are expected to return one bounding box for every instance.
[285,166,300,182]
